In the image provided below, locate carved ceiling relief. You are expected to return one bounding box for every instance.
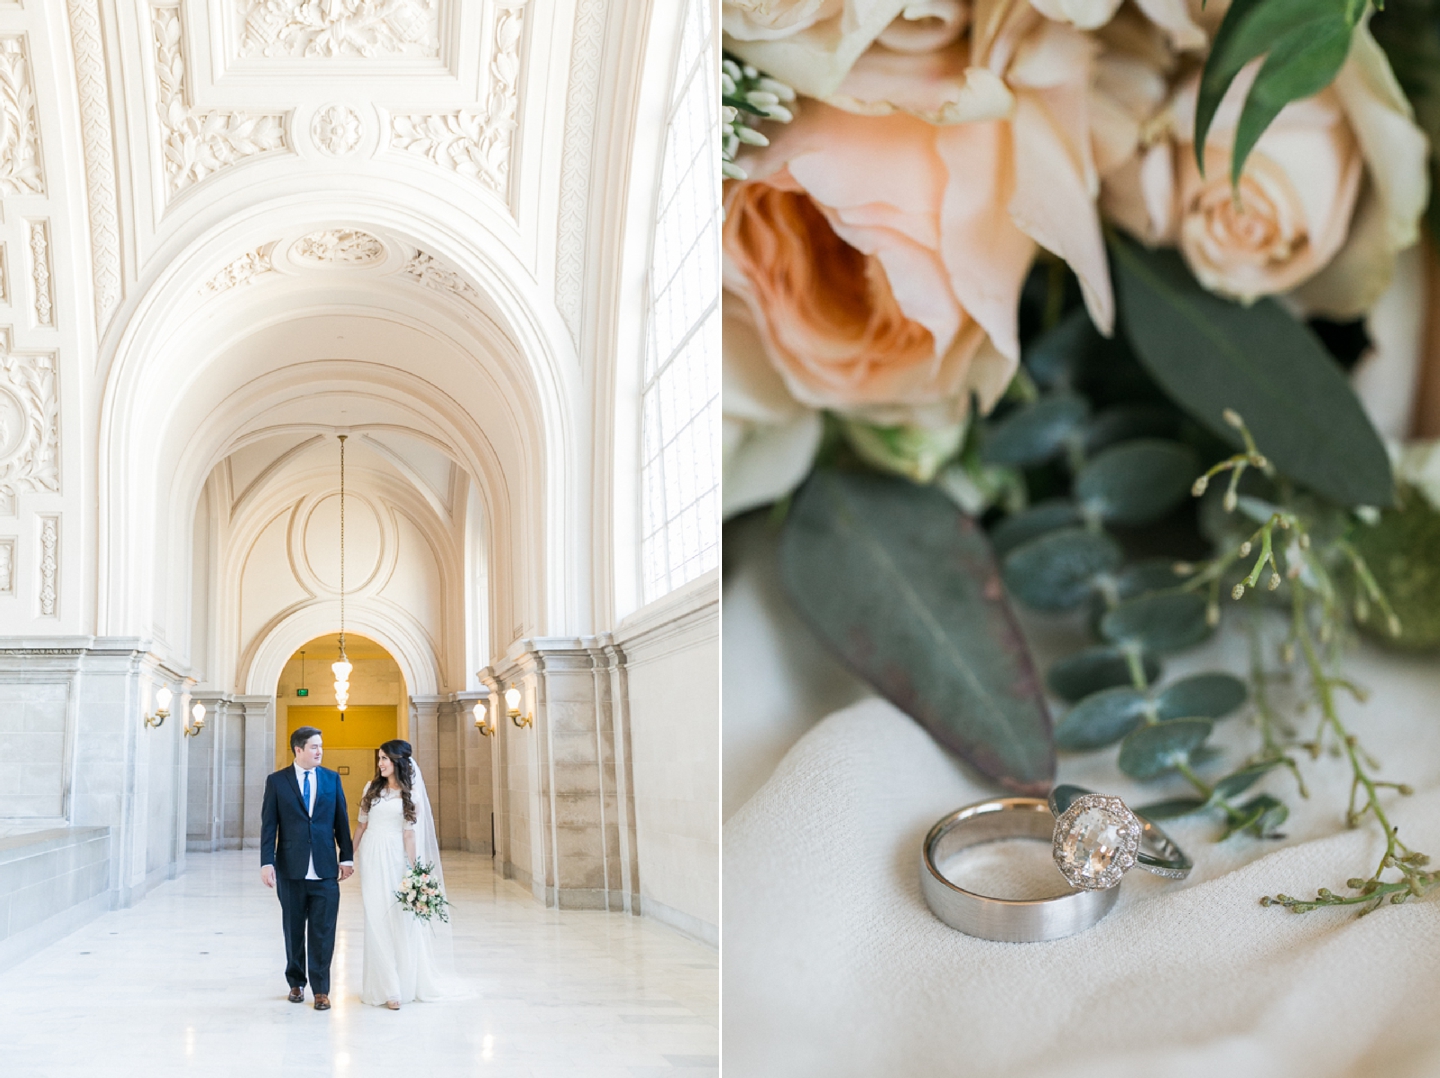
[153,4,289,199]
[238,0,441,59]
[311,103,363,155]
[69,0,123,332]
[0,35,45,197]
[0,331,60,506]
[388,2,525,197]
[291,228,386,265]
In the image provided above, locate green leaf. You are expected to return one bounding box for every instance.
[1118,719,1213,780]
[1100,592,1212,654]
[1111,559,1187,603]
[780,469,1054,793]
[1214,757,1287,799]
[1111,234,1395,508]
[981,394,1089,467]
[1195,0,1361,184]
[1046,646,1162,702]
[1082,405,1179,455]
[1221,793,1289,839]
[1054,687,1151,751]
[1135,797,1209,820]
[1024,306,1096,388]
[1002,527,1123,612]
[990,499,1081,558]
[1156,672,1250,721]
[1075,439,1200,526]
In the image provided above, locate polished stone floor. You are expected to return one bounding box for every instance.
[0,851,718,1077]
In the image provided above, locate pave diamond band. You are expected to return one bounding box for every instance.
[920,797,1120,942]
[1049,784,1193,888]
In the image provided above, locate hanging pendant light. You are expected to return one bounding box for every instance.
[332,434,351,717]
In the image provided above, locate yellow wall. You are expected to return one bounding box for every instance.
[278,705,398,831]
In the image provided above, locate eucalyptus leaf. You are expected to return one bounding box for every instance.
[1083,404,1180,455]
[1156,672,1249,722]
[1024,306,1096,388]
[781,469,1054,793]
[981,394,1089,467]
[991,499,1082,558]
[1196,0,1361,186]
[1054,687,1151,751]
[1111,559,1187,602]
[1101,592,1212,654]
[1076,440,1199,526]
[1221,793,1289,839]
[1046,646,1162,702]
[1135,797,1209,820]
[1110,234,1394,508]
[1118,718,1213,780]
[1214,757,1287,799]
[1002,527,1123,612]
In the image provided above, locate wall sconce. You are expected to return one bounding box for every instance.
[183,702,206,738]
[505,685,532,729]
[474,699,495,737]
[145,686,173,728]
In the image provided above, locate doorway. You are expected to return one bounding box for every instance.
[274,633,406,830]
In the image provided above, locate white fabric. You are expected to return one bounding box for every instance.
[354,762,460,1005]
[724,642,1440,1078]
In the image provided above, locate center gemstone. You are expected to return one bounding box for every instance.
[1053,795,1141,890]
[1061,807,1126,878]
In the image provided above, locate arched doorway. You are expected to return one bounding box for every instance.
[274,634,405,831]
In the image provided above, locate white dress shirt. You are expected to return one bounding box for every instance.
[293,762,353,880]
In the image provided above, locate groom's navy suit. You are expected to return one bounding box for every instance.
[260,764,353,996]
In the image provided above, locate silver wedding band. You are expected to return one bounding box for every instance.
[920,797,1119,943]
[1048,784,1192,883]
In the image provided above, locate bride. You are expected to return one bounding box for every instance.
[352,739,457,1009]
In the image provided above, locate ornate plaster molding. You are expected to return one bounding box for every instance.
[27,219,54,328]
[68,0,123,333]
[0,35,45,197]
[0,330,60,502]
[0,243,8,305]
[310,103,362,155]
[153,4,288,199]
[398,249,481,307]
[0,537,13,596]
[554,0,605,344]
[238,0,440,59]
[290,228,385,265]
[38,513,57,617]
[388,2,524,197]
[202,244,277,294]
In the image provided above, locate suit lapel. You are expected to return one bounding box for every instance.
[283,766,308,815]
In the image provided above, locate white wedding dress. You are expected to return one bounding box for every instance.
[355,775,456,1005]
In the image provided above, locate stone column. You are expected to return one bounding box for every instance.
[452,690,491,854]
[409,694,443,824]
[235,695,273,848]
[478,671,510,876]
[186,691,231,852]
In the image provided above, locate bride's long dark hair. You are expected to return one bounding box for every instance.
[361,739,417,823]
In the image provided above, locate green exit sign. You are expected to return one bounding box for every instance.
[295,688,309,697]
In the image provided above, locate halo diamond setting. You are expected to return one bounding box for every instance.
[1052,793,1144,891]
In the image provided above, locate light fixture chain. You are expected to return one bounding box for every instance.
[339,433,346,651]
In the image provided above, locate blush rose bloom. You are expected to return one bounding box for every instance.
[1139,25,1430,317]
[723,101,1030,426]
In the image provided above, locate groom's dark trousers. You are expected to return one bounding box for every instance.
[260,766,353,996]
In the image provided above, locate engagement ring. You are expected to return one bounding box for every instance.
[920,797,1120,943]
[1048,784,1192,891]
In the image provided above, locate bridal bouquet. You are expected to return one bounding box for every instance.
[396,861,451,923]
[722,0,1440,915]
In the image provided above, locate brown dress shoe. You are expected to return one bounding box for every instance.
[288,987,304,1003]
[313,994,331,1011]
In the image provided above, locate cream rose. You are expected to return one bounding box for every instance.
[1168,25,1427,315]
[722,0,915,98]
[723,300,824,518]
[724,101,1028,424]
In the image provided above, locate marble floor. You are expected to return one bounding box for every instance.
[0,851,718,1077]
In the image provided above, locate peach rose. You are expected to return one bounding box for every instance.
[817,0,1116,333]
[724,102,1026,424]
[1163,25,1427,315]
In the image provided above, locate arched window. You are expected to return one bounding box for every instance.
[639,0,719,605]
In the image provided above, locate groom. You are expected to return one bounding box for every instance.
[260,726,354,1010]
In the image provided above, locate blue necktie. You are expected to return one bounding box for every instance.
[303,769,312,816]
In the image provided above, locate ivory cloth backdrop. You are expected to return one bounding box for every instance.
[722,523,1440,1078]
